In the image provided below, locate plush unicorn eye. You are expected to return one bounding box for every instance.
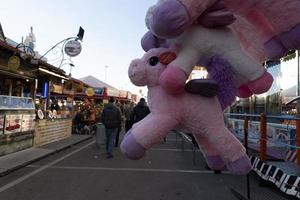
[148,56,159,66]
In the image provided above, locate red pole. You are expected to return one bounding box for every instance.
[260,113,267,162]
[296,120,300,165]
[244,115,249,149]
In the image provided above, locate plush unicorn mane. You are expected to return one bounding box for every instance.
[206,56,237,110]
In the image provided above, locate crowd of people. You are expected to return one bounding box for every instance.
[73,97,151,159]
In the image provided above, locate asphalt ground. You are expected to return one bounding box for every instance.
[0,132,295,200]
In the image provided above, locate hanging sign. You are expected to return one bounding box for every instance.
[85,87,95,97]
[64,40,82,57]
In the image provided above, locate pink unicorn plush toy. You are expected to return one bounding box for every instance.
[120,48,252,175]
[143,0,300,97]
[142,23,273,98]
[146,0,300,60]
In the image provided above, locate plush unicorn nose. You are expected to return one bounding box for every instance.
[129,60,139,78]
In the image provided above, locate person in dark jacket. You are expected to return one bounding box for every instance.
[101,97,121,158]
[130,98,150,124]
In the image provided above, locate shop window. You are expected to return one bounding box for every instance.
[1,79,11,95]
[11,80,22,97]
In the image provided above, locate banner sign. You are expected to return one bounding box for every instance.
[5,114,22,134]
[21,114,36,132]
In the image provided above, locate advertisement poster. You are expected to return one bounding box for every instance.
[0,115,4,134]
[5,114,22,134]
[22,114,36,132]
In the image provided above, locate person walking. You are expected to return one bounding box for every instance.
[114,101,123,147]
[130,98,150,124]
[101,97,121,158]
[124,102,135,132]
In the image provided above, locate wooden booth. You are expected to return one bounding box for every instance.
[0,41,36,156]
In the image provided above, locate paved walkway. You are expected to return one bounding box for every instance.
[0,135,92,176]
[0,132,294,200]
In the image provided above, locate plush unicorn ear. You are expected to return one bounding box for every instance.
[159,51,177,65]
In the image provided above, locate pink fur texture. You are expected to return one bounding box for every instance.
[144,1,274,97]
[147,0,300,63]
[123,48,252,175]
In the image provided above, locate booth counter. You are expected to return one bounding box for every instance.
[0,95,35,156]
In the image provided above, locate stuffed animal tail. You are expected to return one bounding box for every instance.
[206,56,237,110]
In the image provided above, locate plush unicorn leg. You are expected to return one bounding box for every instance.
[200,115,252,175]
[194,134,226,170]
[121,114,178,160]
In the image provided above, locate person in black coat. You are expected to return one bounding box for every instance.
[101,97,121,158]
[130,98,150,124]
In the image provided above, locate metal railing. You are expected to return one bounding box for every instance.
[226,113,300,165]
[173,129,197,165]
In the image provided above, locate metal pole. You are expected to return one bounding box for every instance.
[244,115,250,199]
[260,113,267,162]
[296,120,300,165]
[297,50,300,113]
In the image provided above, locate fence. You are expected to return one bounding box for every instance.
[226,113,300,164]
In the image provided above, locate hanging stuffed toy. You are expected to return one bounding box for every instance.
[141,20,273,98]
[146,0,300,60]
[120,48,251,175]
[143,0,300,97]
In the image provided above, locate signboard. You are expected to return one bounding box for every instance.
[21,114,36,132]
[5,114,22,134]
[85,87,95,97]
[127,92,132,100]
[64,40,82,57]
[119,90,127,98]
[0,115,4,134]
[7,56,20,70]
[108,88,120,97]
[51,84,63,94]
[94,87,104,95]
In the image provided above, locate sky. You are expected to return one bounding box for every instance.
[0,0,156,96]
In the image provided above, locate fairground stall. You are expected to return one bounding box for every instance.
[72,78,104,133]
[34,61,73,146]
[0,40,36,156]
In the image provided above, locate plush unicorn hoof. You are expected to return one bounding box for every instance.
[237,85,253,98]
[120,133,146,160]
[280,22,300,50]
[159,66,187,94]
[247,71,274,94]
[264,36,288,59]
[141,31,159,52]
[206,155,226,170]
[141,31,169,52]
[149,0,191,38]
[226,155,252,175]
[185,79,219,97]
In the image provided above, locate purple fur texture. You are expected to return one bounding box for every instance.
[264,36,288,60]
[280,22,300,50]
[141,31,169,52]
[206,155,226,170]
[149,0,191,38]
[206,56,237,110]
[120,132,146,160]
[226,155,252,175]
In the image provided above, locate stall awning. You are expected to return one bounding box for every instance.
[0,68,35,80]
